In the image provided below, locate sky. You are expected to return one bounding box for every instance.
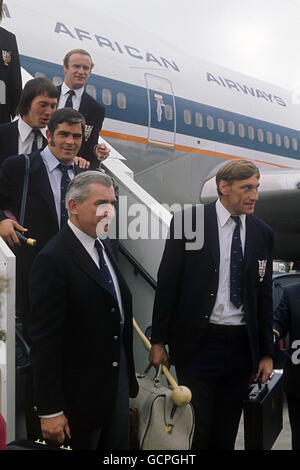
[99,0,300,93]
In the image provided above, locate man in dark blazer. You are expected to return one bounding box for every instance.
[0,1,22,124]
[0,108,88,334]
[274,283,300,450]
[28,171,138,450]
[0,77,58,165]
[57,49,110,169]
[150,159,274,450]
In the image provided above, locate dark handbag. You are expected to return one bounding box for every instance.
[243,370,283,450]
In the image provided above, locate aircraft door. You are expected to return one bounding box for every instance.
[145,73,176,148]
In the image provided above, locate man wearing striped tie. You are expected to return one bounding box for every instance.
[150,159,274,450]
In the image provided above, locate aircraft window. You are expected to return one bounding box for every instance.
[35,72,46,78]
[86,85,97,100]
[195,112,203,127]
[266,131,273,145]
[248,126,255,140]
[53,76,63,86]
[275,133,282,147]
[284,136,290,149]
[238,124,245,138]
[184,109,192,125]
[292,137,298,151]
[228,121,235,135]
[117,92,127,109]
[207,115,214,130]
[102,89,112,106]
[218,118,225,133]
[165,104,173,120]
[257,129,264,142]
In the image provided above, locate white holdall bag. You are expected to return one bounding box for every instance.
[130,366,195,450]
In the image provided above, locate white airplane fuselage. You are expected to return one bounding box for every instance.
[2,0,300,260]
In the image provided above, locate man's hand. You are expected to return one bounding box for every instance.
[40,414,71,445]
[149,343,170,369]
[254,355,273,384]
[0,218,27,247]
[95,143,110,162]
[74,156,90,169]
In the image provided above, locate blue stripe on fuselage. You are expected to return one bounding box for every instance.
[20,54,300,160]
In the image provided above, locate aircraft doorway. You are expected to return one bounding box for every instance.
[145,73,176,148]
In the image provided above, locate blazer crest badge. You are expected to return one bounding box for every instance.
[258,259,267,282]
[84,125,93,141]
[2,50,11,66]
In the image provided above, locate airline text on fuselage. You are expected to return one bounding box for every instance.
[207,72,287,107]
[55,22,180,73]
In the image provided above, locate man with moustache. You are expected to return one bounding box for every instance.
[150,159,274,450]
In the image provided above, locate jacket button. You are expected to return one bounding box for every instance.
[210,293,215,296]
[111,308,116,313]
[112,362,118,367]
[113,336,119,341]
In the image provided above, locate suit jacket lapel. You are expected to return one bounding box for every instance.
[79,91,88,116]
[65,226,120,298]
[205,202,220,269]
[29,152,58,226]
[102,238,131,301]
[243,215,257,270]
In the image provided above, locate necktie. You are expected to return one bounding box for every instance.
[65,90,75,108]
[31,128,40,152]
[58,163,72,228]
[94,239,124,327]
[230,215,244,309]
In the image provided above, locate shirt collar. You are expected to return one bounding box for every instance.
[18,117,47,142]
[62,81,84,100]
[68,219,98,256]
[216,198,246,229]
[40,145,74,173]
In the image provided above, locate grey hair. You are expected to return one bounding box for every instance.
[66,171,114,213]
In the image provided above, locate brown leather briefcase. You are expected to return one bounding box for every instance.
[243,370,283,450]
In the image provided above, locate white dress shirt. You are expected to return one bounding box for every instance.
[57,82,84,111]
[18,117,47,154]
[40,146,75,228]
[209,198,246,326]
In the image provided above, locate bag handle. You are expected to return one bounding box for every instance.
[19,154,30,226]
[133,318,191,406]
